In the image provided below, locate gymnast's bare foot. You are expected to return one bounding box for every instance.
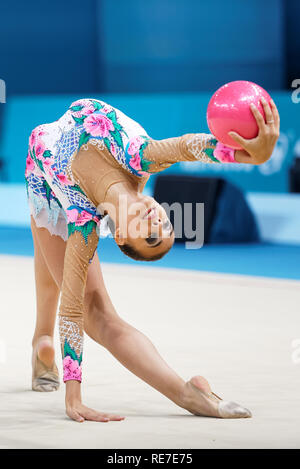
[32,335,60,392]
[181,375,252,419]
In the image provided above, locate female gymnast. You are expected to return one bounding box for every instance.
[26,97,279,422]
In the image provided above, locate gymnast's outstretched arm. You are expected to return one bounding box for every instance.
[143,98,280,172]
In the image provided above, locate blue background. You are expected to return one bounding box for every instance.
[0,0,300,192]
[0,0,295,94]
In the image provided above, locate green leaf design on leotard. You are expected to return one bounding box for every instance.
[68,222,75,237]
[43,149,52,158]
[90,100,103,111]
[103,137,111,152]
[30,147,45,172]
[140,158,152,172]
[37,159,44,171]
[106,109,117,122]
[110,129,123,149]
[80,220,96,243]
[68,219,97,245]
[138,138,152,172]
[204,148,220,163]
[25,177,29,195]
[70,105,84,112]
[30,147,37,164]
[42,179,52,207]
[55,196,62,208]
[72,115,86,125]
[78,131,90,149]
[114,121,123,132]
[63,339,83,365]
[72,184,86,196]
[106,109,127,136]
[106,110,121,130]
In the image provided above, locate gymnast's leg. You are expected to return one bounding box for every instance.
[31,217,63,391]
[31,217,250,418]
[83,260,251,418]
[83,258,251,418]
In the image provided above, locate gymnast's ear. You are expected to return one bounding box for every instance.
[114,227,126,245]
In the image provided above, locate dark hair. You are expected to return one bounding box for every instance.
[118,242,172,262]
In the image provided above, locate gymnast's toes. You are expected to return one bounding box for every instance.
[32,376,60,392]
[32,337,60,392]
[32,362,60,392]
[183,375,252,419]
[218,400,252,419]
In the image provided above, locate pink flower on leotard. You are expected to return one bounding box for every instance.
[35,141,46,160]
[29,127,46,149]
[101,105,110,114]
[129,154,142,171]
[83,114,114,137]
[67,208,98,226]
[76,210,95,226]
[127,136,145,156]
[56,173,73,185]
[71,99,86,108]
[72,101,95,118]
[29,132,36,149]
[213,142,237,163]
[110,142,117,156]
[42,157,55,177]
[25,152,35,177]
[63,356,82,382]
[66,208,79,223]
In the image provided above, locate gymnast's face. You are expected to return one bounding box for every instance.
[115,196,175,259]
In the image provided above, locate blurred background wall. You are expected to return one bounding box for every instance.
[0,0,299,191]
[0,0,296,94]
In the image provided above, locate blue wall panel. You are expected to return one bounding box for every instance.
[0,0,289,95]
[0,0,99,94]
[98,0,285,92]
[286,0,300,86]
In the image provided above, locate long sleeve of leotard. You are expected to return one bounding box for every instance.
[143,133,237,172]
[59,227,99,382]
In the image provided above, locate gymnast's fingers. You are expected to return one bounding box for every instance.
[80,406,110,422]
[261,98,274,127]
[270,99,280,131]
[250,103,266,132]
[234,150,254,164]
[66,408,85,423]
[105,414,126,421]
[228,131,249,149]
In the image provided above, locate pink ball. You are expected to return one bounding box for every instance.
[207,81,272,150]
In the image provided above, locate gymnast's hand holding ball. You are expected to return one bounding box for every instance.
[207,80,280,165]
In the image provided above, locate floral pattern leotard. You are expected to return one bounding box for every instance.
[26,98,151,243]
